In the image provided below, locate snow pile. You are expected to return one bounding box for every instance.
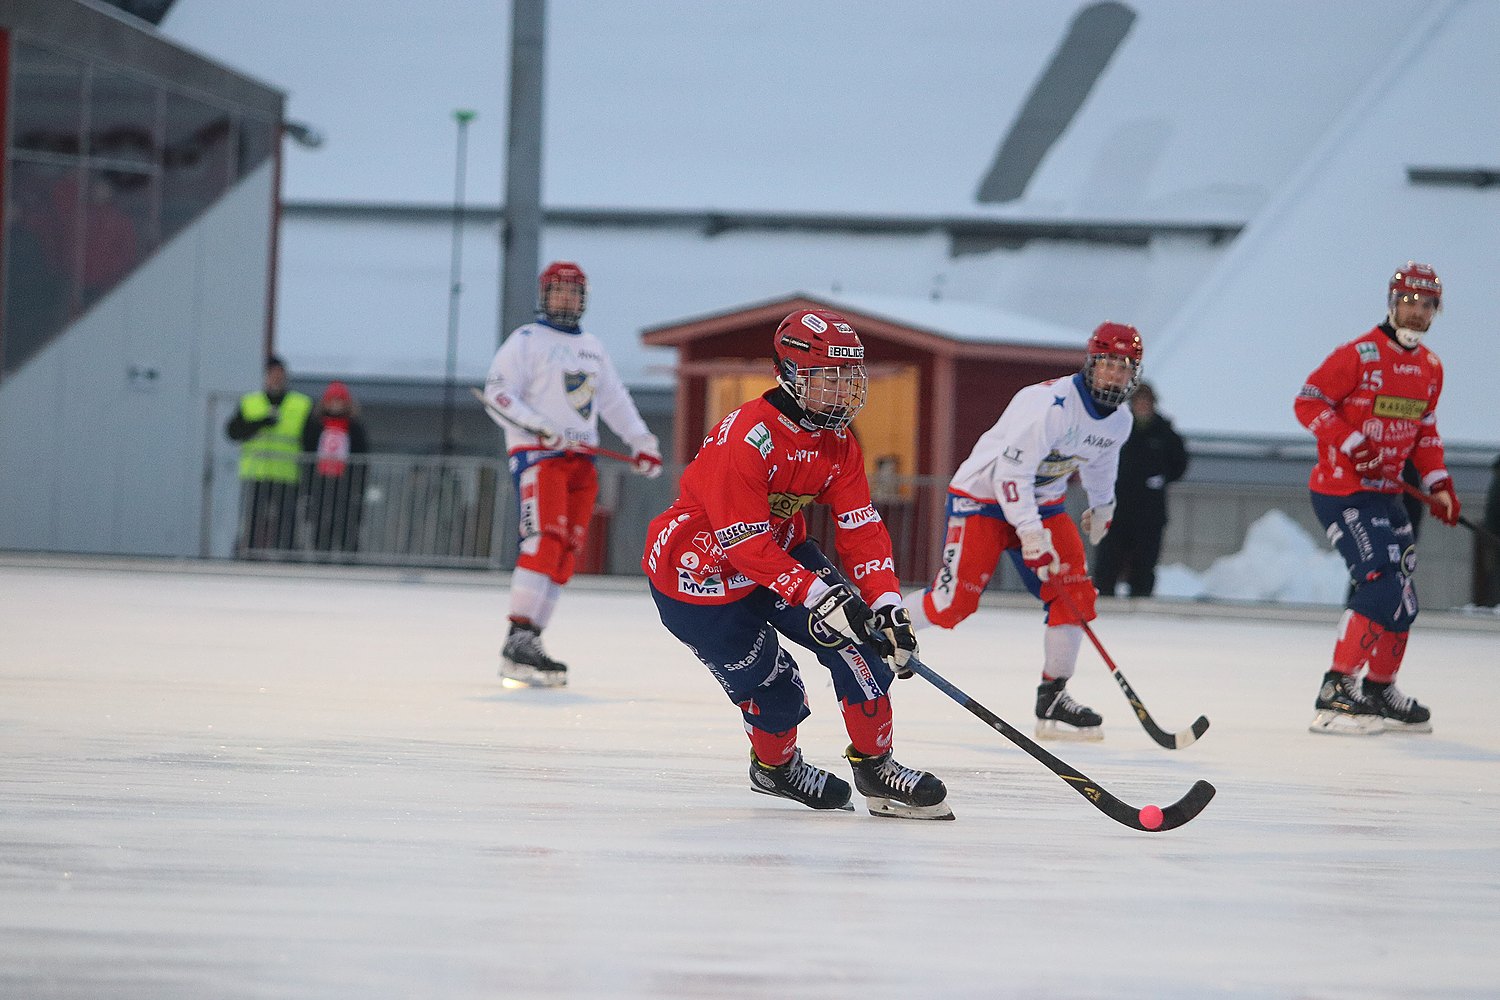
[1153,509,1348,603]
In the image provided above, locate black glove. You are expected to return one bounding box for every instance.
[806,583,890,655]
[873,605,918,678]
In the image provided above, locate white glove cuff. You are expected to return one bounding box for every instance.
[802,578,833,608]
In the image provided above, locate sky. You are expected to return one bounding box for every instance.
[3,559,1499,997]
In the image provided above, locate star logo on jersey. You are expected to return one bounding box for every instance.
[1053,394,1066,407]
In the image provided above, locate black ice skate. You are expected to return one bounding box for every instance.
[1035,677,1103,742]
[500,621,568,687]
[1363,678,1433,734]
[1308,670,1384,736]
[844,745,954,820]
[749,749,853,811]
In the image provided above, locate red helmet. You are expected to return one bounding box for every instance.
[1388,261,1441,310]
[773,309,868,431]
[538,261,587,326]
[1083,321,1143,407]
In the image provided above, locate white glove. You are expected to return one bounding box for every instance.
[1017,526,1061,582]
[1081,502,1115,545]
[632,450,663,479]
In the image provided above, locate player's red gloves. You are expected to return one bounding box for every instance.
[1018,526,1061,582]
[632,450,663,479]
[1426,476,1461,526]
[1346,436,1382,476]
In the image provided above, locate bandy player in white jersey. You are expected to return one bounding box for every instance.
[905,323,1141,740]
[483,261,663,686]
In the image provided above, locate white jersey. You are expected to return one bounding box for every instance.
[484,319,658,456]
[949,373,1131,533]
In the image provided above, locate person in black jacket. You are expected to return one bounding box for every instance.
[1477,454,1500,607]
[1092,382,1188,597]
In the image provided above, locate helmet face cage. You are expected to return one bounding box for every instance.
[772,309,869,430]
[539,263,587,326]
[1082,321,1144,407]
[779,361,868,431]
[1084,353,1141,407]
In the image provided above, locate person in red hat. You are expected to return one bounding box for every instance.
[301,380,371,557]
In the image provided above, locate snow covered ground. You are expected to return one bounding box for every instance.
[2,559,1498,999]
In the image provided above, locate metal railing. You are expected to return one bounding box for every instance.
[208,450,1498,608]
[223,453,510,568]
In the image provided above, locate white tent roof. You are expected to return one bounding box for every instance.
[159,1,1499,448]
[162,1,1413,218]
[813,292,1084,348]
[1149,1,1499,446]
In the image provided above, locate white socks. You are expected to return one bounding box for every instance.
[1043,624,1084,680]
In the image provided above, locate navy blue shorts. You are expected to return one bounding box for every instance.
[649,541,894,734]
[1310,490,1418,631]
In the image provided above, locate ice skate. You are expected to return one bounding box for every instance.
[844,745,954,820]
[1363,678,1432,734]
[500,621,568,688]
[1034,677,1103,742]
[1308,670,1384,735]
[749,749,853,811]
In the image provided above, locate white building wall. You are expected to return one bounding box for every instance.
[0,164,276,557]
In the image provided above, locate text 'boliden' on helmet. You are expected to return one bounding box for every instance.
[1082,321,1143,408]
[772,308,868,431]
[539,261,587,327]
[1387,261,1441,348]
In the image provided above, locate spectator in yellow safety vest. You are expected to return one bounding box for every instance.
[226,355,313,556]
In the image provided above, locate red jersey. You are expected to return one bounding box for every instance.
[1294,325,1448,497]
[643,393,902,607]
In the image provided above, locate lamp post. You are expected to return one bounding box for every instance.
[441,108,478,455]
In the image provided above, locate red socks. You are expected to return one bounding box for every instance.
[747,725,797,767]
[1331,610,1408,683]
[748,696,895,764]
[840,695,893,758]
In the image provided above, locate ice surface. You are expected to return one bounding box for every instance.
[2,561,1498,999]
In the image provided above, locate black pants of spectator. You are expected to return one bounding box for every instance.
[1092,516,1166,598]
[238,480,299,555]
[305,474,364,555]
[1475,537,1500,608]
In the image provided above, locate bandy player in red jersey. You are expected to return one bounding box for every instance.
[1296,261,1461,735]
[643,309,951,820]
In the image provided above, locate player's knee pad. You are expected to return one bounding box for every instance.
[516,529,571,583]
[1349,568,1417,631]
[922,582,981,629]
[737,650,810,734]
[1045,576,1097,627]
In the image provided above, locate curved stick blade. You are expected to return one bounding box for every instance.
[909,658,1217,832]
